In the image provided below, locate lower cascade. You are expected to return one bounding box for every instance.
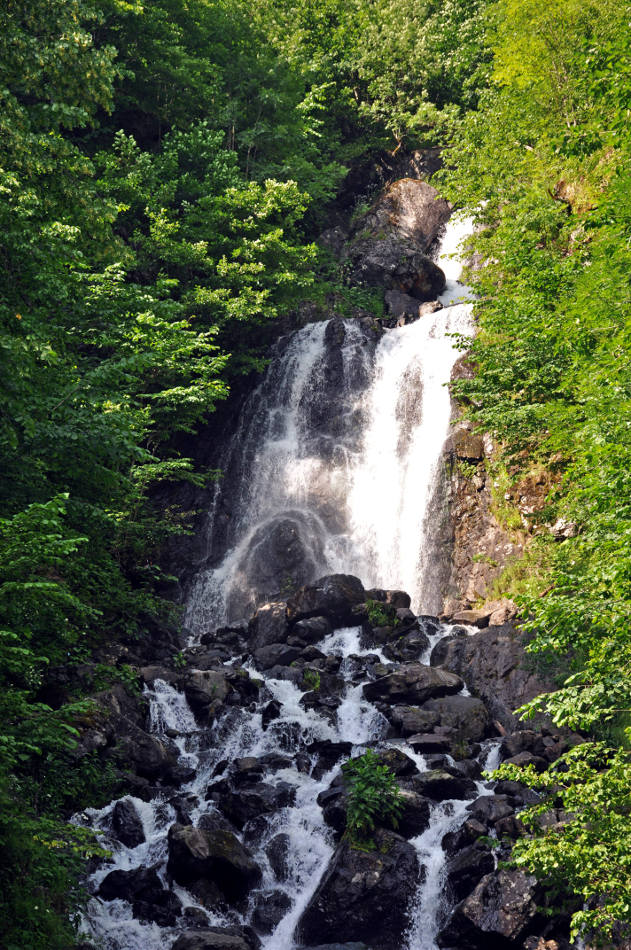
[78,218,569,950]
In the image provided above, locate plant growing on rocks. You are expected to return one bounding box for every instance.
[342,750,403,845]
[365,599,398,628]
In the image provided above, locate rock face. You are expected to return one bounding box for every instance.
[343,180,450,301]
[430,623,556,729]
[438,870,542,948]
[297,829,421,949]
[287,574,366,626]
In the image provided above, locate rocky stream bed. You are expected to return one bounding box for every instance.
[77,575,577,950]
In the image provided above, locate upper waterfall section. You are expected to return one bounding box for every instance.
[185,188,474,635]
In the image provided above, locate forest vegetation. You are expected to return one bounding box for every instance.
[0,0,630,945]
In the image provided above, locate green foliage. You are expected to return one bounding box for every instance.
[302,668,321,691]
[342,750,403,844]
[494,744,631,944]
[365,599,398,628]
[443,0,631,938]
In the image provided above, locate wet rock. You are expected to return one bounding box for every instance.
[307,740,354,778]
[386,705,440,736]
[407,733,453,754]
[317,783,347,835]
[252,890,292,933]
[265,832,291,881]
[410,768,477,801]
[445,429,485,463]
[262,699,282,729]
[208,781,296,829]
[248,601,289,650]
[297,828,421,948]
[172,926,261,950]
[382,630,431,663]
[421,695,491,743]
[291,616,333,645]
[253,643,302,670]
[287,574,366,626]
[438,869,542,948]
[375,747,420,777]
[111,797,145,848]
[118,727,178,781]
[98,866,182,926]
[396,782,431,837]
[466,795,514,827]
[442,818,488,855]
[445,844,495,903]
[167,824,262,902]
[181,670,231,720]
[430,623,556,730]
[503,751,549,772]
[363,662,463,705]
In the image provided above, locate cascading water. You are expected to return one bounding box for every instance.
[79,214,508,950]
[185,215,473,631]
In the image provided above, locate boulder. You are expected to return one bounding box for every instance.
[438,870,542,948]
[386,705,440,736]
[421,695,491,743]
[167,824,261,903]
[410,769,477,801]
[181,670,231,720]
[118,727,178,780]
[382,630,431,663]
[98,866,182,927]
[291,616,333,645]
[208,781,296,829]
[172,927,261,950]
[363,663,463,705]
[111,797,145,848]
[252,890,292,933]
[287,575,366,626]
[297,828,421,948]
[397,783,432,837]
[265,832,291,881]
[248,601,289,650]
[466,795,515,827]
[253,643,303,670]
[445,844,495,903]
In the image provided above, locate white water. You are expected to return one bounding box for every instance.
[80,214,492,950]
[185,215,473,630]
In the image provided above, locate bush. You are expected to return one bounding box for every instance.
[342,750,403,844]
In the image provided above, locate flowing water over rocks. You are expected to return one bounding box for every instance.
[79,213,574,950]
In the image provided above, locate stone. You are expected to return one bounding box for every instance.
[438,870,542,948]
[445,843,496,903]
[450,609,492,628]
[363,662,463,705]
[181,670,231,719]
[118,727,178,780]
[98,866,182,926]
[297,828,421,949]
[446,429,485,462]
[466,795,515,826]
[291,616,333,645]
[397,782,432,837]
[386,705,440,736]
[429,623,557,730]
[208,781,296,829]
[410,769,477,801]
[407,733,452,754]
[442,818,488,855]
[262,699,282,729]
[252,643,303,669]
[421,695,491,742]
[382,630,431,663]
[171,927,261,950]
[343,180,450,301]
[111,797,145,848]
[265,833,291,881]
[252,890,292,934]
[167,824,261,903]
[248,601,289,650]
[287,574,366,626]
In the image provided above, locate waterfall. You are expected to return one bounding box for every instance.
[78,213,498,950]
[185,215,473,631]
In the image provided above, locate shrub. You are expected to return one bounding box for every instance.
[342,750,403,844]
